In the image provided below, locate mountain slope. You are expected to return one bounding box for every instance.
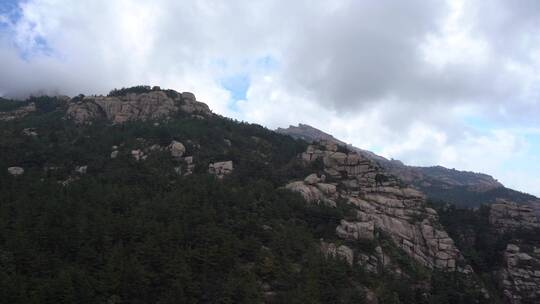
[1,87,537,303]
[277,124,539,208]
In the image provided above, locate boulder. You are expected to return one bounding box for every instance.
[320,242,354,266]
[208,161,233,179]
[131,149,147,161]
[181,92,196,101]
[22,128,38,136]
[304,173,320,185]
[7,167,24,176]
[507,244,520,253]
[169,140,186,158]
[285,181,324,204]
[316,183,337,195]
[75,165,87,174]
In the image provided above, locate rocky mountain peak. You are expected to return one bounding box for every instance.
[66,87,212,124]
[277,123,533,208]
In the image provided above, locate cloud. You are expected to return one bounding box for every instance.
[0,0,539,195]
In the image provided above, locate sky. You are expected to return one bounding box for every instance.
[0,0,539,196]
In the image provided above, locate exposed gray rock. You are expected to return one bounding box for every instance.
[499,243,540,304]
[22,128,38,136]
[0,102,36,121]
[285,177,338,207]
[286,181,325,204]
[490,200,540,232]
[321,242,354,265]
[208,161,233,179]
[75,165,87,174]
[304,173,320,185]
[181,92,196,101]
[278,124,504,194]
[336,219,374,240]
[131,149,147,161]
[183,156,195,176]
[169,140,186,158]
[7,167,24,176]
[291,140,464,271]
[179,92,212,115]
[66,90,212,124]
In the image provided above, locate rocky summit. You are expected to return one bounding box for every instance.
[66,88,211,124]
[277,123,537,209]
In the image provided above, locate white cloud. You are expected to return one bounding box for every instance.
[0,0,539,196]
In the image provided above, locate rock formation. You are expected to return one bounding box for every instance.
[75,165,88,174]
[22,128,38,136]
[183,156,195,176]
[500,244,540,304]
[66,90,211,124]
[489,200,540,232]
[208,161,233,179]
[131,149,147,161]
[169,140,186,158]
[180,92,211,114]
[288,140,463,271]
[278,124,505,198]
[0,102,36,121]
[285,173,338,207]
[7,167,24,176]
[321,241,354,265]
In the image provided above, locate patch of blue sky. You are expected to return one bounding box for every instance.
[524,133,540,154]
[214,55,278,112]
[0,0,22,25]
[220,74,250,111]
[0,0,54,61]
[463,116,494,132]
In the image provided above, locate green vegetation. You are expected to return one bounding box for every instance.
[0,92,509,303]
[421,184,536,208]
[108,85,153,97]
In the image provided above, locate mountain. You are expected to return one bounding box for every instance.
[1,86,538,303]
[277,124,539,208]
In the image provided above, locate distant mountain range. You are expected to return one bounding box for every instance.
[277,123,539,209]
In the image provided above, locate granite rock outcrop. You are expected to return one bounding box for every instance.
[66,90,211,124]
[489,200,540,232]
[288,140,463,271]
[500,243,540,304]
[208,161,233,179]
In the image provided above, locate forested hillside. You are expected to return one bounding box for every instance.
[0,88,534,303]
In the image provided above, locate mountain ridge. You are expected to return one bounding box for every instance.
[277,123,539,208]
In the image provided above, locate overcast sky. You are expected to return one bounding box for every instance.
[1,0,539,196]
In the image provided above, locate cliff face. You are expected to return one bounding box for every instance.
[287,140,464,272]
[500,243,540,304]
[490,200,540,232]
[486,200,540,304]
